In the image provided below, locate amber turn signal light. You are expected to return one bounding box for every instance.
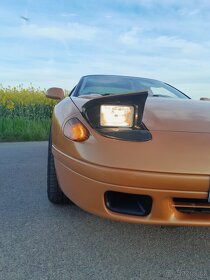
[63,118,89,142]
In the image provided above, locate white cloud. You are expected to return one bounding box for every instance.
[119,30,207,56]
[153,36,202,51]
[105,14,113,18]
[0,22,97,42]
[178,8,201,17]
[61,13,77,17]
[119,27,143,45]
[20,22,97,41]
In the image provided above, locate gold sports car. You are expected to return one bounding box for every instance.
[46,75,210,226]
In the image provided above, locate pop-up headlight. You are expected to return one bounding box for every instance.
[81,91,152,141]
[100,105,134,127]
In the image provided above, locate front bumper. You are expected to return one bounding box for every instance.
[53,146,210,226]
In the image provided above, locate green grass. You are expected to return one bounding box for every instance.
[0,117,50,142]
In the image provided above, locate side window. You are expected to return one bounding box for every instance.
[150,87,176,98]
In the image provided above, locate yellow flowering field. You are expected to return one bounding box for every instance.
[0,85,58,141]
[0,85,57,120]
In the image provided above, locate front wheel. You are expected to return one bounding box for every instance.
[47,132,70,204]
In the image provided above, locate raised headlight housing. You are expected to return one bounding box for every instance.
[81,91,152,142]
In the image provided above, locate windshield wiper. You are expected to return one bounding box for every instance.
[151,94,173,98]
[100,93,112,96]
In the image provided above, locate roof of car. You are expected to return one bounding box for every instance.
[82,74,159,82]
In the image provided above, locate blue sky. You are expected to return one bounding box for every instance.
[1,0,210,99]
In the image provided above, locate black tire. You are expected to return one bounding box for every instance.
[47,131,70,204]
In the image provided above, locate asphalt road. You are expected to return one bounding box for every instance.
[1,142,210,280]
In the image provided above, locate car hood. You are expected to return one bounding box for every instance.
[143,98,210,133]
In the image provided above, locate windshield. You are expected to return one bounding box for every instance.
[76,75,189,99]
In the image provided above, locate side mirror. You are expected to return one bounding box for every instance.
[200,97,210,101]
[46,87,65,100]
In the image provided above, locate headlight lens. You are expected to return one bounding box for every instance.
[100,105,134,127]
